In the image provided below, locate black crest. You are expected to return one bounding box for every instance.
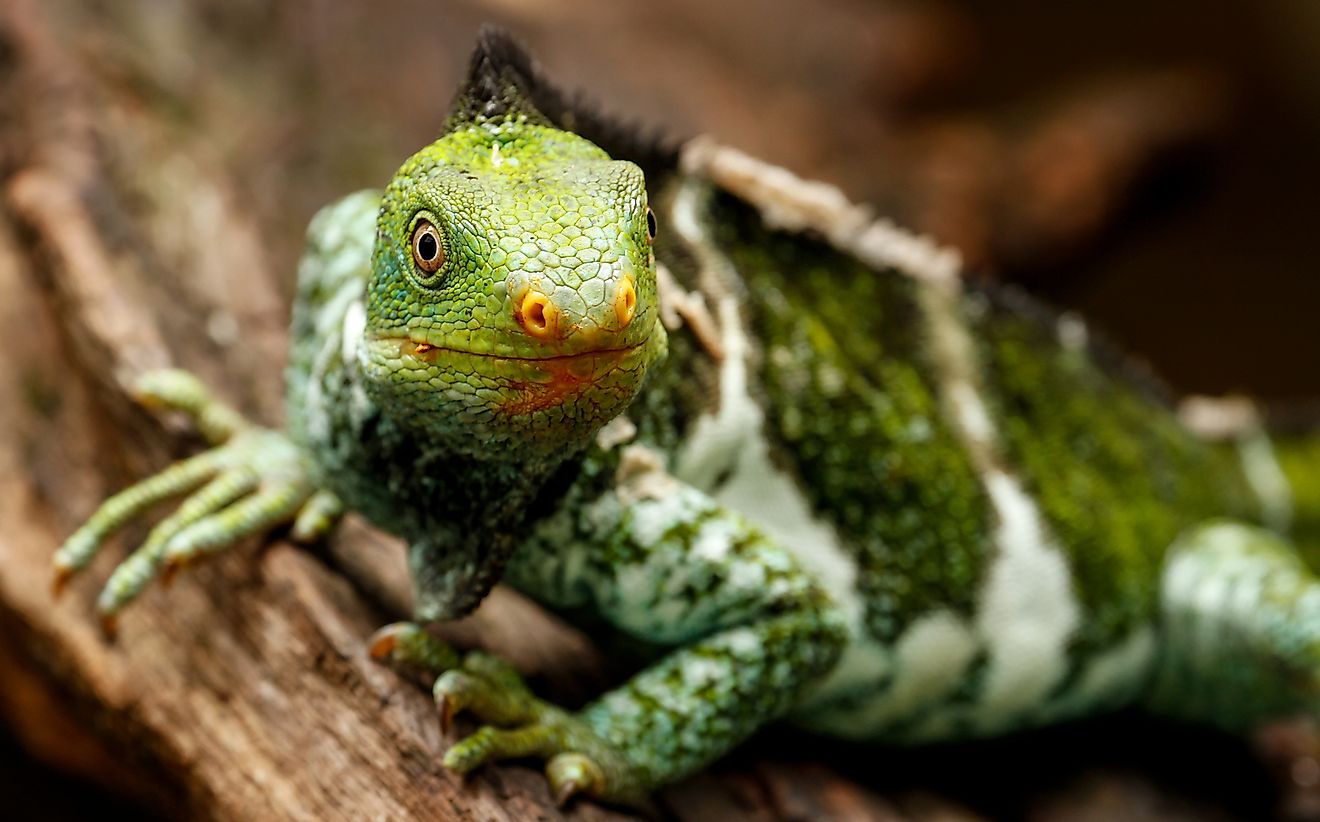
[444,26,550,129]
[445,25,678,180]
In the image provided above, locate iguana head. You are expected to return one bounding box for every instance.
[362,30,666,460]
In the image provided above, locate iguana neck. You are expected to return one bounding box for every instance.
[361,406,575,621]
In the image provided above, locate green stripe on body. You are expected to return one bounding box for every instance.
[966,290,1258,664]
[708,190,994,646]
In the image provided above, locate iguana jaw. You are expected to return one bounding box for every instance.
[368,332,645,406]
[360,319,666,455]
[372,332,648,366]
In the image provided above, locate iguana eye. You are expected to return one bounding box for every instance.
[645,207,657,244]
[411,220,445,275]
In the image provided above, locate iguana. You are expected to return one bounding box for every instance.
[51,26,1320,806]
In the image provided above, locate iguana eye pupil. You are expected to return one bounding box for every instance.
[411,221,445,275]
[645,208,657,243]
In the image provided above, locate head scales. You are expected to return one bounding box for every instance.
[360,27,667,459]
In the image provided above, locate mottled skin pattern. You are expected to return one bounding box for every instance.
[54,28,1320,806]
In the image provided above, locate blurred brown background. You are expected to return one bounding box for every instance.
[6,0,1320,819]
[44,0,1320,399]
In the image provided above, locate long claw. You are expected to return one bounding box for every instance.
[434,667,538,729]
[554,780,580,808]
[368,625,400,660]
[159,555,186,587]
[437,693,456,734]
[433,670,477,732]
[99,611,119,641]
[547,752,604,807]
[51,561,73,598]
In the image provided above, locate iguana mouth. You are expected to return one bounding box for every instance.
[364,325,661,419]
[386,336,647,366]
[366,336,649,372]
[366,325,654,387]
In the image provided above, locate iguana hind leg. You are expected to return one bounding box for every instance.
[1148,520,1320,727]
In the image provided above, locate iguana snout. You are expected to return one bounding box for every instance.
[512,269,638,346]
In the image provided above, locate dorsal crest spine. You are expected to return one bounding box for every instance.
[444,26,550,131]
[441,26,679,180]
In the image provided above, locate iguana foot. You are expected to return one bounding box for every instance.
[53,369,340,635]
[370,621,641,806]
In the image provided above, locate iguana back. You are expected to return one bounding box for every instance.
[603,147,1271,741]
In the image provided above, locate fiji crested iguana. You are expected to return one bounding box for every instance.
[53,26,1320,806]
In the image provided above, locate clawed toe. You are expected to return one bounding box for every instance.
[51,560,75,598]
[368,622,459,673]
[367,624,404,660]
[442,718,613,806]
[434,662,623,804]
[547,752,604,807]
[365,624,636,804]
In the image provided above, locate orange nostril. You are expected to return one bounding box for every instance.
[526,299,546,328]
[613,277,637,329]
[518,290,560,339]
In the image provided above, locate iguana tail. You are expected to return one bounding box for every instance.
[1182,396,1320,557]
[1274,429,1320,555]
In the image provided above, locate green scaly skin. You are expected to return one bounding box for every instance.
[53,27,1320,806]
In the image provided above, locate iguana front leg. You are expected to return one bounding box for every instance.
[53,369,340,634]
[376,456,849,804]
[371,626,636,803]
